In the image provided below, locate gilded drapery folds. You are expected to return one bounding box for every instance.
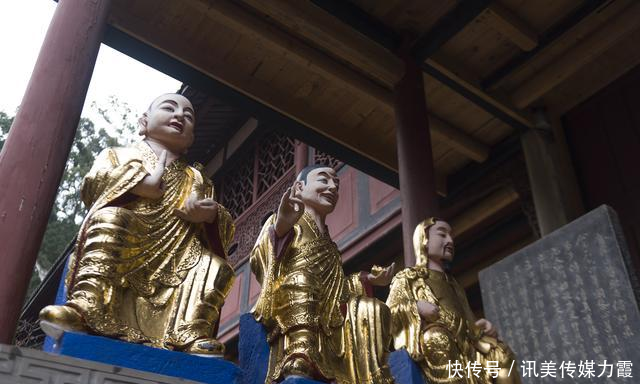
[387,266,520,384]
[251,213,394,384]
[61,142,235,351]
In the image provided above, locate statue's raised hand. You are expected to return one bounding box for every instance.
[367,263,396,286]
[274,186,304,237]
[174,192,219,223]
[131,149,167,199]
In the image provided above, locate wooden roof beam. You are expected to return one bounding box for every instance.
[109,3,489,168]
[450,186,520,238]
[482,3,538,51]
[411,0,491,62]
[101,18,399,185]
[430,115,489,163]
[423,59,533,131]
[193,0,490,164]
[234,0,403,87]
[512,2,640,109]
[306,0,534,131]
[482,0,610,90]
[190,0,394,107]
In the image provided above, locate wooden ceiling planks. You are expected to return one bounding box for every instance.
[500,0,582,34]
[235,0,402,88]
[107,0,640,184]
[473,118,514,146]
[439,15,522,79]
[424,74,495,137]
[436,149,472,178]
[491,0,634,94]
[111,0,399,171]
[198,0,520,172]
[350,0,457,37]
[511,1,640,109]
[542,25,640,117]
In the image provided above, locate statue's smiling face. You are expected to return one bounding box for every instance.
[427,220,454,263]
[141,94,195,153]
[298,167,340,215]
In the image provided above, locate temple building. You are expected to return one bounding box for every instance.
[4,0,640,375]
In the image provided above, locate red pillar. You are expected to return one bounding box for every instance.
[0,0,111,343]
[393,55,439,267]
[294,140,309,174]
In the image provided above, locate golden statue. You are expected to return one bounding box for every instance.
[386,218,521,384]
[40,93,235,355]
[250,165,396,384]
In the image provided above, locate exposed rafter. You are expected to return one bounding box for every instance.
[207,0,491,162]
[512,1,640,108]
[423,59,533,132]
[410,0,491,62]
[191,0,394,107]
[101,26,400,186]
[307,0,534,132]
[482,0,611,90]
[481,3,538,51]
[430,115,489,162]
[233,0,402,87]
[309,0,400,51]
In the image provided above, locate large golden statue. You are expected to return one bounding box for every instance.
[250,165,396,384]
[40,93,235,355]
[387,218,521,384]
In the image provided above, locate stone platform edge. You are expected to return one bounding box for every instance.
[0,343,201,383]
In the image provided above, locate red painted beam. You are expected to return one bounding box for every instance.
[0,0,111,343]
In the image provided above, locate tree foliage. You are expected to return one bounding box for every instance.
[0,111,13,151]
[0,98,137,296]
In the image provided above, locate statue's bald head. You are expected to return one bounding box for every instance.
[147,93,192,112]
[296,164,336,183]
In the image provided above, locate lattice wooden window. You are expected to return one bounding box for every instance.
[256,132,295,195]
[313,148,344,171]
[220,152,254,219]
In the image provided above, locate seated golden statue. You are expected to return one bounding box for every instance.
[250,165,396,384]
[386,218,521,384]
[40,93,235,355]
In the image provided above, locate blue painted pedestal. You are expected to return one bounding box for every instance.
[44,258,241,384]
[238,313,427,384]
[238,314,326,384]
[46,331,242,384]
[389,349,426,384]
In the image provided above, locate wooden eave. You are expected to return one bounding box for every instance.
[105,0,640,187]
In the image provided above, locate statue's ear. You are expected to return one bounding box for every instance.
[293,180,304,195]
[138,113,148,136]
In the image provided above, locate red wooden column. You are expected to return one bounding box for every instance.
[393,54,439,267]
[0,0,111,343]
[294,140,309,174]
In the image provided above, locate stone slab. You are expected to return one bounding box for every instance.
[479,205,640,383]
[46,331,241,384]
[0,343,202,383]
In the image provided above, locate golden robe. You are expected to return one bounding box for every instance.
[64,142,235,349]
[387,267,519,384]
[250,213,393,384]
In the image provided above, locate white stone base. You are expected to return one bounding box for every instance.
[0,344,201,383]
